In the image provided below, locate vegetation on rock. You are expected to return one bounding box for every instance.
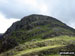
[0,14,75,56]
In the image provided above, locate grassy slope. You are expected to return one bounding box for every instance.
[14,45,65,56]
[0,35,75,56]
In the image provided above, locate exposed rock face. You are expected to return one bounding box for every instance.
[0,35,1,39]
[0,34,3,39]
[0,14,75,53]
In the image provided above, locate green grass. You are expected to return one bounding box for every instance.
[25,35,75,45]
[0,35,75,56]
[14,45,65,56]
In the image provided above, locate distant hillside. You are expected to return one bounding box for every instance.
[0,14,75,56]
[0,34,2,38]
[0,34,3,38]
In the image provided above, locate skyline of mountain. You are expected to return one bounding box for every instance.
[0,0,75,33]
[0,14,75,55]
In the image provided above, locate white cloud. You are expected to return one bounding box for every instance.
[16,0,49,14]
[0,0,8,4]
[0,12,20,33]
[0,0,49,18]
[38,3,49,15]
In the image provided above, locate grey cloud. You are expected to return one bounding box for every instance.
[0,0,75,28]
[0,0,41,18]
[45,0,75,28]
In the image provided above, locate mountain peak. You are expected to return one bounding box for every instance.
[0,14,75,53]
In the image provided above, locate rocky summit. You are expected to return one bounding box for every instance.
[0,14,75,56]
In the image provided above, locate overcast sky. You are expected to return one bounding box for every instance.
[0,0,75,33]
